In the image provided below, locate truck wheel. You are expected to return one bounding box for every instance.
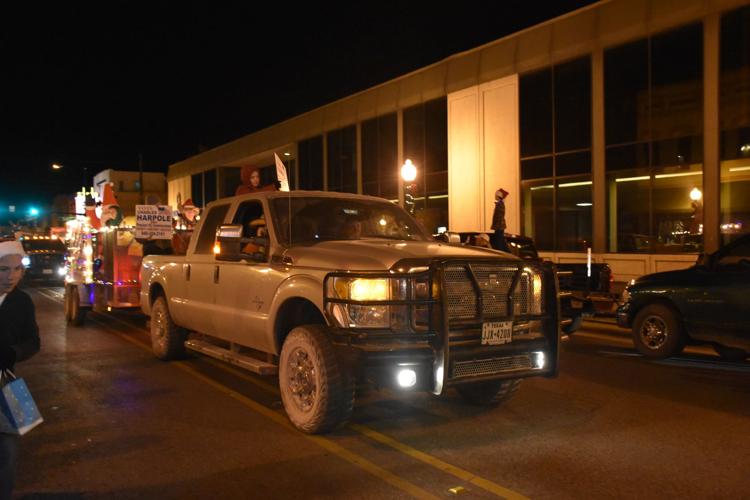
[69,288,87,326]
[456,378,522,406]
[150,296,186,360]
[632,303,685,359]
[713,344,748,362]
[279,325,354,434]
[63,286,73,322]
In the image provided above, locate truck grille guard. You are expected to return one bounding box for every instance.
[324,258,560,392]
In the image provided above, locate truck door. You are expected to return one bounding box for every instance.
[181,203,230,336]
[213,200,279,353]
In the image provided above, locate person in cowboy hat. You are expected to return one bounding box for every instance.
[491,188,510,252]
[0,240,41,499]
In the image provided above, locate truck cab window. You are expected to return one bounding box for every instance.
[233,201,268,258]
[194,204,230,254]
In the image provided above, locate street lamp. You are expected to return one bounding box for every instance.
[401,159,417,215]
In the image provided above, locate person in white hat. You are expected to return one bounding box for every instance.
[0,240,41,499]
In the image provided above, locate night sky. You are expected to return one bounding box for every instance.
[0,1,596,213]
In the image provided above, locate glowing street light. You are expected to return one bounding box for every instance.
[51,163,64,170]
[401,159,417,214]
[401,159,417,182]
[690,187,702,201]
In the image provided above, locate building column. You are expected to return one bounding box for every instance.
[703,13,720,254]
[322,132,328,191]
[591,47,606,254]
[397,109,404,208]
[355,122,363,194]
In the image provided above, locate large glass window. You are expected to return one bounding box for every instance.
[298,136,323,191]
[720,6,750,244]
[204,168,217,205]
[191,173,203,208]
[520,56,592,252]
[326,126,357,193]
[218,167,241,198]
[403,97,448,233]
[362,113,398,200]
[605,24,704,253]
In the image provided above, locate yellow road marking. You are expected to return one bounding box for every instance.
[85,314,437,500]
[349,424,529,500]
[58,295,525,499]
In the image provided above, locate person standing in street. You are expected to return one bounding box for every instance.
[491,188,510,252]
[0,240,41,500]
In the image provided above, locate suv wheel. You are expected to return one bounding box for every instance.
[456,378,522,406]
[279,325,354,434]
[150,296,186,360]
[632,303,685,359]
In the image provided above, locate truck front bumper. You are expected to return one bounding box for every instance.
[616,302,632,329]
[337,335,554,394]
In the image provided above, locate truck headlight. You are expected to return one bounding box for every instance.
[514,267,544,316]
[326,274,433,330]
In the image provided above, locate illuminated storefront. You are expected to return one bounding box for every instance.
[167,0,750,284]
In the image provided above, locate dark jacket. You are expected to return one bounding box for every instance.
[491,198,506,231]
[0,288,41,368]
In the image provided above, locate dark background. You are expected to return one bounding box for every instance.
[0,1,596,210]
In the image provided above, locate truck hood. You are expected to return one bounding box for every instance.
[284,239,517,271]
[633,267,697,287]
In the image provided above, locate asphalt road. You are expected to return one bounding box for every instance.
[12,286,750,499]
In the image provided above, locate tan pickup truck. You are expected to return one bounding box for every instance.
[140,191,560,433]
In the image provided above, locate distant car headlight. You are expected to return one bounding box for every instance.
[57,267,67,276]
[21,256,30,267]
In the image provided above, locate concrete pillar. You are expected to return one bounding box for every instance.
[591,48,606,254]
[703,14,720,253]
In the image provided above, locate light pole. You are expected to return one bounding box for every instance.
[401,159,417,215]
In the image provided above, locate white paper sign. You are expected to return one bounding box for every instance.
[135,205,173,240]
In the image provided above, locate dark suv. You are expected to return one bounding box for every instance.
[617,234,750,360]
[20,235,67,283]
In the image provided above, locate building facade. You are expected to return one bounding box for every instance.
[166,0,750,284]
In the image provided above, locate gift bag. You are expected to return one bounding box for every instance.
[0,370,43,435]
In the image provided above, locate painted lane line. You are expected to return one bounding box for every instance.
[72,301,525,499]
[349,424,529,500]
[85,315,437,500]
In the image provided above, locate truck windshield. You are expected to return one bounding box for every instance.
[271,196,430,245]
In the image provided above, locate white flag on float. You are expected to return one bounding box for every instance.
[274,153,290,192]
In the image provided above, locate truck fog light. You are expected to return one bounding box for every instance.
[532,351,546,369]
[397,369,417,388]
[58,267,67,276]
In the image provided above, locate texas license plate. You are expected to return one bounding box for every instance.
[481,321,513,345]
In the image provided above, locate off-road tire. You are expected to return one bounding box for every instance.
[150,296,186,360]
[632,303,685,359]
[68,286,87,326]
[713,344,748,362]
[456,378,522,406]
[63,285,73,322]
[279,325,354,434]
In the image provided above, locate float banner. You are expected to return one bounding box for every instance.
[135,205,173,240]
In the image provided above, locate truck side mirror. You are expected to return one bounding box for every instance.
[215,224,244,262]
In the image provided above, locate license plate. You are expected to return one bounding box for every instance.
[481,321,513,345]
[42,269,53,274]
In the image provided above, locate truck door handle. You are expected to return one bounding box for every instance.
[183,264,191,281]
[214,265,220,284]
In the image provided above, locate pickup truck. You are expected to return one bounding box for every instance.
[140,191,560,433]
